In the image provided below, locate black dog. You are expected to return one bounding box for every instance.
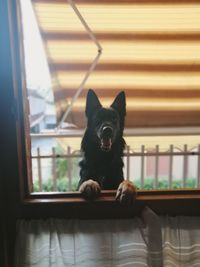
[78,89,136,204]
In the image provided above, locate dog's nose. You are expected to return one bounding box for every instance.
[102,126,113,137]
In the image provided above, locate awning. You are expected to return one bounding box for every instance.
[31,0,200,129]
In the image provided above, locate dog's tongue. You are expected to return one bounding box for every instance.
[101,138,112,151]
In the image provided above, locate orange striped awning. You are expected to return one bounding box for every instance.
[31,0,200,128]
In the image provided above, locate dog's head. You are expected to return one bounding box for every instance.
[85,89,126,152]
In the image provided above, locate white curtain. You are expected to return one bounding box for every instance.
[15,207,200,267]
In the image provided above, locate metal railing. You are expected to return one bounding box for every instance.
[31,144,200,192]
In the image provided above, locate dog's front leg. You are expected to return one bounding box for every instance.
[79,179,101,200]
[116,180,137,205]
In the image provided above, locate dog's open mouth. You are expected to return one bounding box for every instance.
[100,138,112,152]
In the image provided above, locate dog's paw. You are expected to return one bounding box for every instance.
[116,180,137,205]
[79,179,101,200]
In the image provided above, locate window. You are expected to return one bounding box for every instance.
[18,0,200,194]
[8,0,200,212]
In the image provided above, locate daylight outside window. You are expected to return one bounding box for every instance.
[20,0,200,193]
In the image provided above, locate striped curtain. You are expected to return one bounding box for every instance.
[14,207,200,267]
[14,207,163,267]
[31,0,200,128]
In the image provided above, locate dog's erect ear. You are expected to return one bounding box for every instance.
[86,89,102,117]
[110,91,126,117]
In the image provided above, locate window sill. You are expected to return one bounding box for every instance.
[18,190,200,220]
[18,189,200,218]
[19,189,200,219]
[25,189,200,204]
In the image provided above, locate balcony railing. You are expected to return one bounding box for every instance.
[31,144,200,192]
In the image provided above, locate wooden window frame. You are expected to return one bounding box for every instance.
[5,0,200,220]
[10,0,200,218]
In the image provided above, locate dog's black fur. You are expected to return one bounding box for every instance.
[78,89,136,203]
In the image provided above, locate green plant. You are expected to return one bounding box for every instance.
[33,177,79,192]
[55,146,68,179]
[133,177,197,190]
